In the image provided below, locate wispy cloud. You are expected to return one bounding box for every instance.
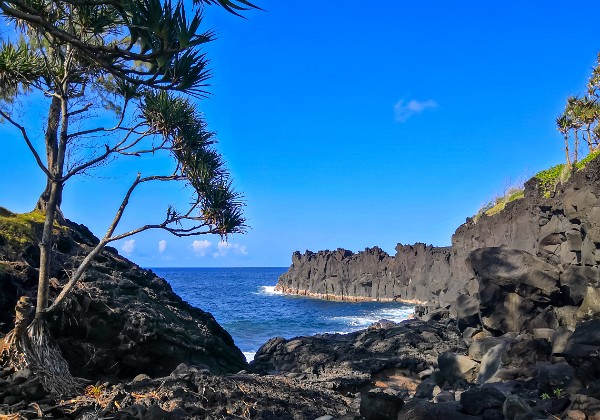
[192,240,211,256]
[158,240,167,253]
[394,99,438,122]
[213,241,248,258]
[121,239,135,255]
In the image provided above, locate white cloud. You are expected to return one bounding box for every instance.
[213,241,248,258]
[121,239,135,255]
[394,99,437,122]
[192,239,211,256]
[158,240,167,253]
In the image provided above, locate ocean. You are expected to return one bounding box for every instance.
[152,267,414,361]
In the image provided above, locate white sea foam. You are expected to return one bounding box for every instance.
[330,306,414,331]
[243,352,256,362]
[255,285,283,296]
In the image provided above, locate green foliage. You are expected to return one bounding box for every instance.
[0,207,45,244]
[0,40,43,101]
[534,149,599,198]
[575,148,600,169]
[540,393,550,400]
[535,164,566,198]
[474,187,525,222]
[553,388,563,398]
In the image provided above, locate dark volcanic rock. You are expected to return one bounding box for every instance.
[460,386,506,416]
[437,352,479,384]
[398,400,481,420]
[276,157,600,324]
[251,319,465,389]
[563,319,600,383]
[0,217,246,379]
[0,364,354,419]
[276,244,460,307]
[469,247,561,334]
[359,388,404,420]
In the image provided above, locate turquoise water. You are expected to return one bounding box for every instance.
[152,267,414,360]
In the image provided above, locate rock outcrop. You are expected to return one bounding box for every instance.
[262,156,600,419]
[251,319,465,389]
[0,211,247,379]
[276,157,600,325]
[0,363,356,419]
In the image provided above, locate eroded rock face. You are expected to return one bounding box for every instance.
[0,219,247,379]
[250,319,465,389]
[469,247,562,334]
[277,158,600,336]
[276,244,460,307]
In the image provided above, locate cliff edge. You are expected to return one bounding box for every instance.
[276,156,600,325]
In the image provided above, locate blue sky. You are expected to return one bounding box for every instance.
[1,1,599,267]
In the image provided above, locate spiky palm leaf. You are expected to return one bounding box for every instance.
[0,40,44,101]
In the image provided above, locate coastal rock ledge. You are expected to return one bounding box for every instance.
[0,210,247,379]
[276,156,600,321]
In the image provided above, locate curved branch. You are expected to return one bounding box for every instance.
[0,109,53,179]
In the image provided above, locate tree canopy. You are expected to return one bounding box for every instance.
[556,53,600,165]
[0,0,256,394]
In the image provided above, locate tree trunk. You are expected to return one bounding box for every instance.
[35,97,62,216]
[36,180,62,317]
[564,135,572,167]
[36,95,67,317]
[0,298,79,397]
[574,130,580,164]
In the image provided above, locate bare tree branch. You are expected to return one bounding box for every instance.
[0,109,54,179]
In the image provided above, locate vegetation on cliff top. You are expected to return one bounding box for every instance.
[474,52,600,222]
[0,207,46,247]
[535,148,600,197]
[555,52,600,167]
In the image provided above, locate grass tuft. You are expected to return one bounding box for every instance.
[474,187,525,222]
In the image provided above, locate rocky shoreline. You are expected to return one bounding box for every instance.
[1,158,600,418]
[276,157,600,321]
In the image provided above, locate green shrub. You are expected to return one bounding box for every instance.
[474,187,525,221]
[575,148,600,170]
[0,208,46,246]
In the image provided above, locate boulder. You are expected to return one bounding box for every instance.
[563,319,600,366]
[469,337,511,362]
[502,394,535,420]
[469,247,561,334]
[576,285,600,320]
[476,343,508,384]
[397,400,481,420]
[537,362,578,395]
[359,389,404,420]
[563,319,600,383]
[437,352,479,384]
[459,386,506,415]
[455,294,480,331]
[551,326,573,359]
[560,265,600,305]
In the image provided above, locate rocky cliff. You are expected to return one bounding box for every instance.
[0,209,247,379]
[258,155,600,420]
[276,156,600,322]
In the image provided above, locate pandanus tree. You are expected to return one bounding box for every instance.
[556,114,572,167]
[564,96,584,164]
[557,54,600,166]
[0,0,256,394]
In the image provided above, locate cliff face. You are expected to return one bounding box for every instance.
[0,212,247,379]
[276,157,600,315]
